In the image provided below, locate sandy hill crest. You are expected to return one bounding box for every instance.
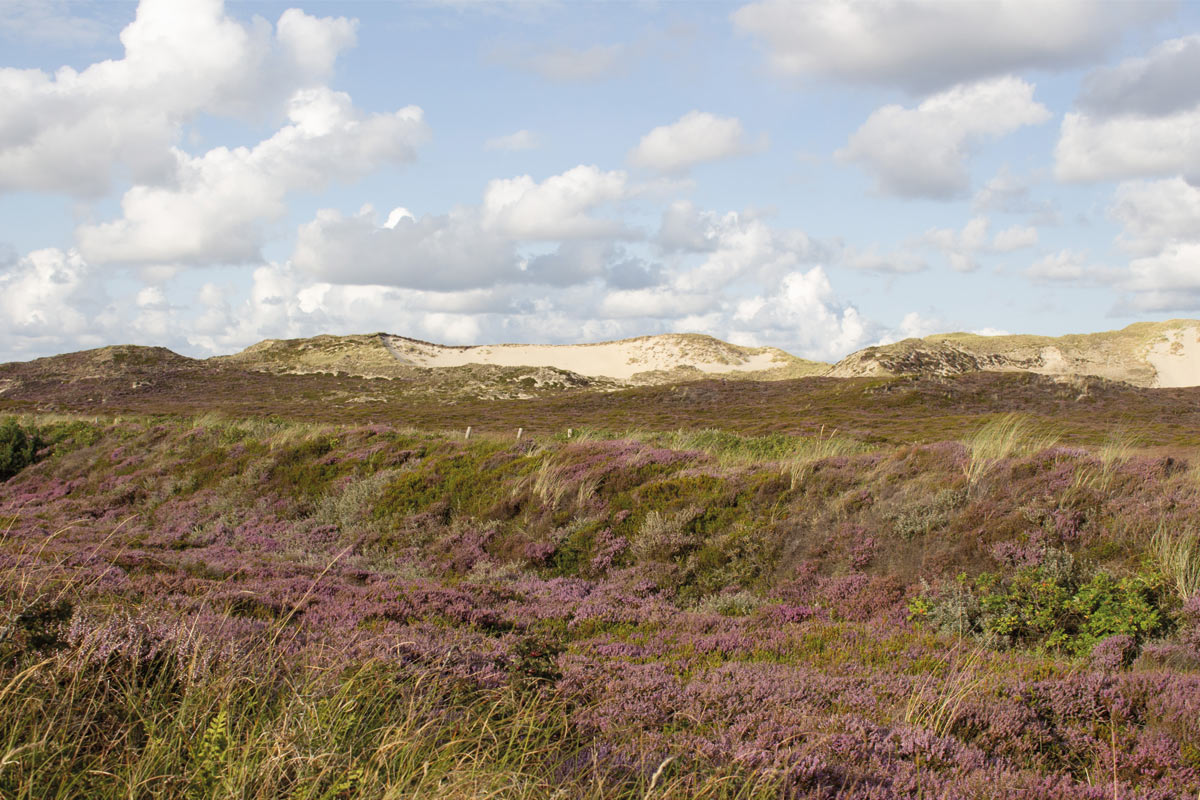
[214,332,826,385]
[828,320,1200,388]
[5,321,1200,392]
[378,333,823,381]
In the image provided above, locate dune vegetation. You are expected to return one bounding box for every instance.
[1,402,1199,799]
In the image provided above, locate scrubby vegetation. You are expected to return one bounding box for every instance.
[0,407,1199,798]
[0,416,40,481]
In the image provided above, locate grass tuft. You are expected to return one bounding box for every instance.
[962,414,1060,489]
[1151,525,1200,602]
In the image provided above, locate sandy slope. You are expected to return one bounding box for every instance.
[829,320,1200,388]
[1147,326,1200,388]
[382,334,798,381]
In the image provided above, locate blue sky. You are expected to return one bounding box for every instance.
[2,0,1200,363]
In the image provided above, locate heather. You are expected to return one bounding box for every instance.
[3,414,1200,798]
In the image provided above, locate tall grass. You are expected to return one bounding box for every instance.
[1151,526,1200,602]
[0,556,781,800]
[962,414,1060,490]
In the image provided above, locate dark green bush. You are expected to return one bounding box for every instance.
[0,417,41,481]
[909,548,1173,657]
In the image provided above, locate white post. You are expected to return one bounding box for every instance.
[516,427,523,440]
[567,428,573,439]
[465,426,472,440]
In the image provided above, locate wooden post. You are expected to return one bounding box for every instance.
[516,427,523,440]
[464,426,472,440]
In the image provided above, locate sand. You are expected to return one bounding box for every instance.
[382,335,788,381]
[1147,326,1200,388]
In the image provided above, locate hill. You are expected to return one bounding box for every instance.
[218,332,827,384]
[829,319,1200,387]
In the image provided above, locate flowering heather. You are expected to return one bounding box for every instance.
[1,414,1199,798]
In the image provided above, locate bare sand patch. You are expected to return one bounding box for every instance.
[1147,326,1200,388]
[383,334,790,381]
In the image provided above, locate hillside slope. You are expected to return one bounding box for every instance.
[830,319,1200,388]
[219,332,827,384]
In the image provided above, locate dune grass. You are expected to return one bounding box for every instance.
[961,413,1061,490]
[1151,525,1200,602]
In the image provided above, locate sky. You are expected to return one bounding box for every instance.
[2,0,1200,364]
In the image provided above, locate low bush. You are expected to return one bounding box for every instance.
[0,417,41,481]
[909,548,1173,657]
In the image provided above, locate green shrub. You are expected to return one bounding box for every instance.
[0,417,41,481]
[909,549,1172,657]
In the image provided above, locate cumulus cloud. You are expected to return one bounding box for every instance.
[1109,177,1200,254]
[1056,35,1200,183]
[1104,178,1200,311]
[1111,244,1200,312]
[837,77,1051,198]
[0,248,115,358]
[484,129,541,151]
[1078,35,1200,117]
[1055,108,1200,183]
[292,205,519,291]
[291,164,656,289]
[921,216,991,272]
[991,225,1038,252]
[730,0,1163,93]
[728,268,871,361]
[657,201,724,252]
[1026,249,1093,282]
[481,165,631,240]
[628,111,763,173]
[76,88,428,265]
[0,0,358,196]
[971,167,1061,224]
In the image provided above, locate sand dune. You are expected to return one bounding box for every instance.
[381,334,805,381]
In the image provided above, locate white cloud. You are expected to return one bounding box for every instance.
[728,268,871,361]
[292,205,519,291]
[484,129,541,151]
[1079,34,1200,117]
[628,111,762,173]
[291,164,657,289]
[672,212,820,294]
[1056,35,1200,184]
[873,311,941,344]
[1026,249,1092,282]
[1127,243,1200,293]
[481,165,631,240]
[1055,108,1200,183]
[837,77,1051,198]
[657,201,719,252]
[0,248,115,357]
[921,216,990,272]
[1108,177,1200,255]
[731,0,1162,93]
[0,0,358,197]
[1118,243,1200,311]
[77,88,428,265]
[992,225,1038,252]
[972,167,1060,224]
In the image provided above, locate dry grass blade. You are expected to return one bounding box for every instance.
[962,413,1060,490]
[1151,525,1200,602]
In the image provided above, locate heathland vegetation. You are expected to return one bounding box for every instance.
[2,393,1200,797]
[4,326,1200,798]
